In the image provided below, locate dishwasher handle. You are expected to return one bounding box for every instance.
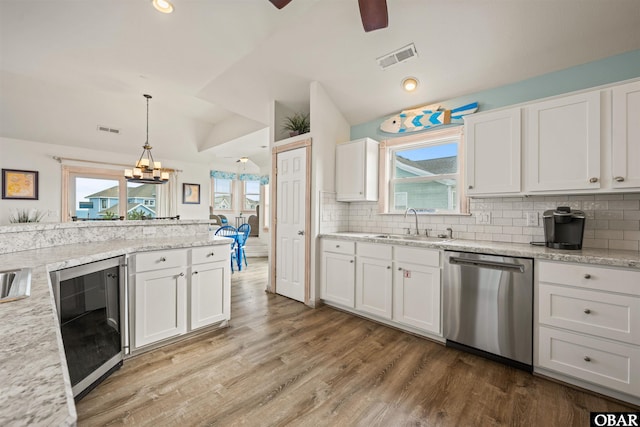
[448,256,526,273]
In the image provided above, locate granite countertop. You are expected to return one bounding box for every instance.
[0,235,232,427]
[320,232,640,270]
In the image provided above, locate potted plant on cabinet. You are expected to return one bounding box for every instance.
[282,112,310,137]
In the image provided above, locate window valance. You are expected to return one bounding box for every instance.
[210,170,269,185]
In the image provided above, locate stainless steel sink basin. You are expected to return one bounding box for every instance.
[370,234,452,243]
[0,268,31,302]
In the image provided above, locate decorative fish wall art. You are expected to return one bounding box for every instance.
[380,102,479,134]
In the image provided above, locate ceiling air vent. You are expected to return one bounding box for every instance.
[97,125,121,135]
[377,43,418,70]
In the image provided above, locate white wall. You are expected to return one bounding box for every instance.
[0,136,211,224]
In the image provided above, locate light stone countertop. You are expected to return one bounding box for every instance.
[320,232,640,270]
[0,235,232,427]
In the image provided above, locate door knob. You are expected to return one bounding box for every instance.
[614,176,625,182]
[589,177,599,183]
[298,230,305,236]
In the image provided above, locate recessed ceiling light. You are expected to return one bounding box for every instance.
[402,77,419,92]
[152,0,174,14]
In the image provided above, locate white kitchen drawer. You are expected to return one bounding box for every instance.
[357,242,392,259]
[394,246,439,267]
[538,261,640,296]
[538,326,640,396]
[322,239,355,255]
[134,249,187,273]
[191,245,228,265]
[539,283,640,345]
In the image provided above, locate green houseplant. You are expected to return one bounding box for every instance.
[282,112,310,137]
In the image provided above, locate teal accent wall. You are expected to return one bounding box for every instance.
[351,49,640,140]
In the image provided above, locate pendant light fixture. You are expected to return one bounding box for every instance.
[124,94,169,184]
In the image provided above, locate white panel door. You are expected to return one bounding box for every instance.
[134,266,187,349]
[276,147,307,302]
[526,91,601,192]
[612,80,640,189]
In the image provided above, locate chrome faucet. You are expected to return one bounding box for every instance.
[404,208,419,235]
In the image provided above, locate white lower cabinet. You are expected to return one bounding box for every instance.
[393,247,441,334]
[134,266,188,349]
[537,260,640,403]
[131,245,230,352]
[320,239,356,307]
[321,238,441,338]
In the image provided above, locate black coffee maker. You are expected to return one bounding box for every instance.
[543,207,586,250]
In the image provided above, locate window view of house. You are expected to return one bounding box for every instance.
[243,180,260,211]
[213,178,233,210]
[74,177,158,219]
[390,141,459,213]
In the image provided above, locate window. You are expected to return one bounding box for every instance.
[261,184,270,230]
[384,128,465,214]
[62,166,161,221]
[242,180,260,212]
[212,178,233,211]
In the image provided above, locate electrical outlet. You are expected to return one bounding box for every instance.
[476,212,491,225]
[525,211,539,226]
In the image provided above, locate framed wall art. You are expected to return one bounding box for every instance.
[182,183,200,204]
[2,169,39,200]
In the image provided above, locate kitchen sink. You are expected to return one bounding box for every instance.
[0,268,31,302]
[369,234,452,243]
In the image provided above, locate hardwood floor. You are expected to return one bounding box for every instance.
[76,258,634,426]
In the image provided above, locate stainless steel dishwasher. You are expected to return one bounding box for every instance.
[443,251,533,371]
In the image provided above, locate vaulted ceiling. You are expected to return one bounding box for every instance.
[1,0,639,169]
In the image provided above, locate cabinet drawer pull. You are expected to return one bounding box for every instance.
[584,273,591,279]
[336,245,340,248]
[207,252,215,257]
[584,308,591,314]
[589,177,598,183]
[584,356,591,362]
[160,257,167,262]
[614,176,625,182]
[350,260,354,263]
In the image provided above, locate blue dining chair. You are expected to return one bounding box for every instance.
[237,223,251,269]
[214,225,238,272]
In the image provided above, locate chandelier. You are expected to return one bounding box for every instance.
[124,94,169,184]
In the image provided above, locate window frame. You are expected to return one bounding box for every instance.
[379,127,468,215]
[240,179,261,214]
[211,177,234,212]
[62,166,128,222]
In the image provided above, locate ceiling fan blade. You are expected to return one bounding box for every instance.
[358,0,388,32]
[268,0,293,9]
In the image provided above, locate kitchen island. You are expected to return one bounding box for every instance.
[0,220,231,427]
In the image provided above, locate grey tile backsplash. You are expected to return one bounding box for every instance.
[320,191,640,251]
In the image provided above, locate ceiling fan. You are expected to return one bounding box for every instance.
[268,0,388,32]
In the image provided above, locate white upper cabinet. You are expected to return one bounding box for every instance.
[612,80,640,189]
[336,137,379,202]
[465,107,522,195]
[526,91,602,192]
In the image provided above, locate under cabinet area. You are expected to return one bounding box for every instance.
[335,137,379,202]
[536,260,640,403]
[130,245,231,353]
[320,237,442,339]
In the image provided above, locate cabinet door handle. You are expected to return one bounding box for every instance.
[387,266,391,269]
[614,176,625,182]
[350,260,354,263]
[160,257,166,262]
[584,308,591,314]
[336,245,340,248]
[589,177,598,183]
[584,273,591,279]
[179,272,185,277]
[468,185,473,190]
[193,271,199,275]
[584,356,591,362]
[398,267,403,271]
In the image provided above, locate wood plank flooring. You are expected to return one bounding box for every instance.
[76,258,634,426]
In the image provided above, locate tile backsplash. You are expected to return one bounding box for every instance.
[320,192,640,251]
